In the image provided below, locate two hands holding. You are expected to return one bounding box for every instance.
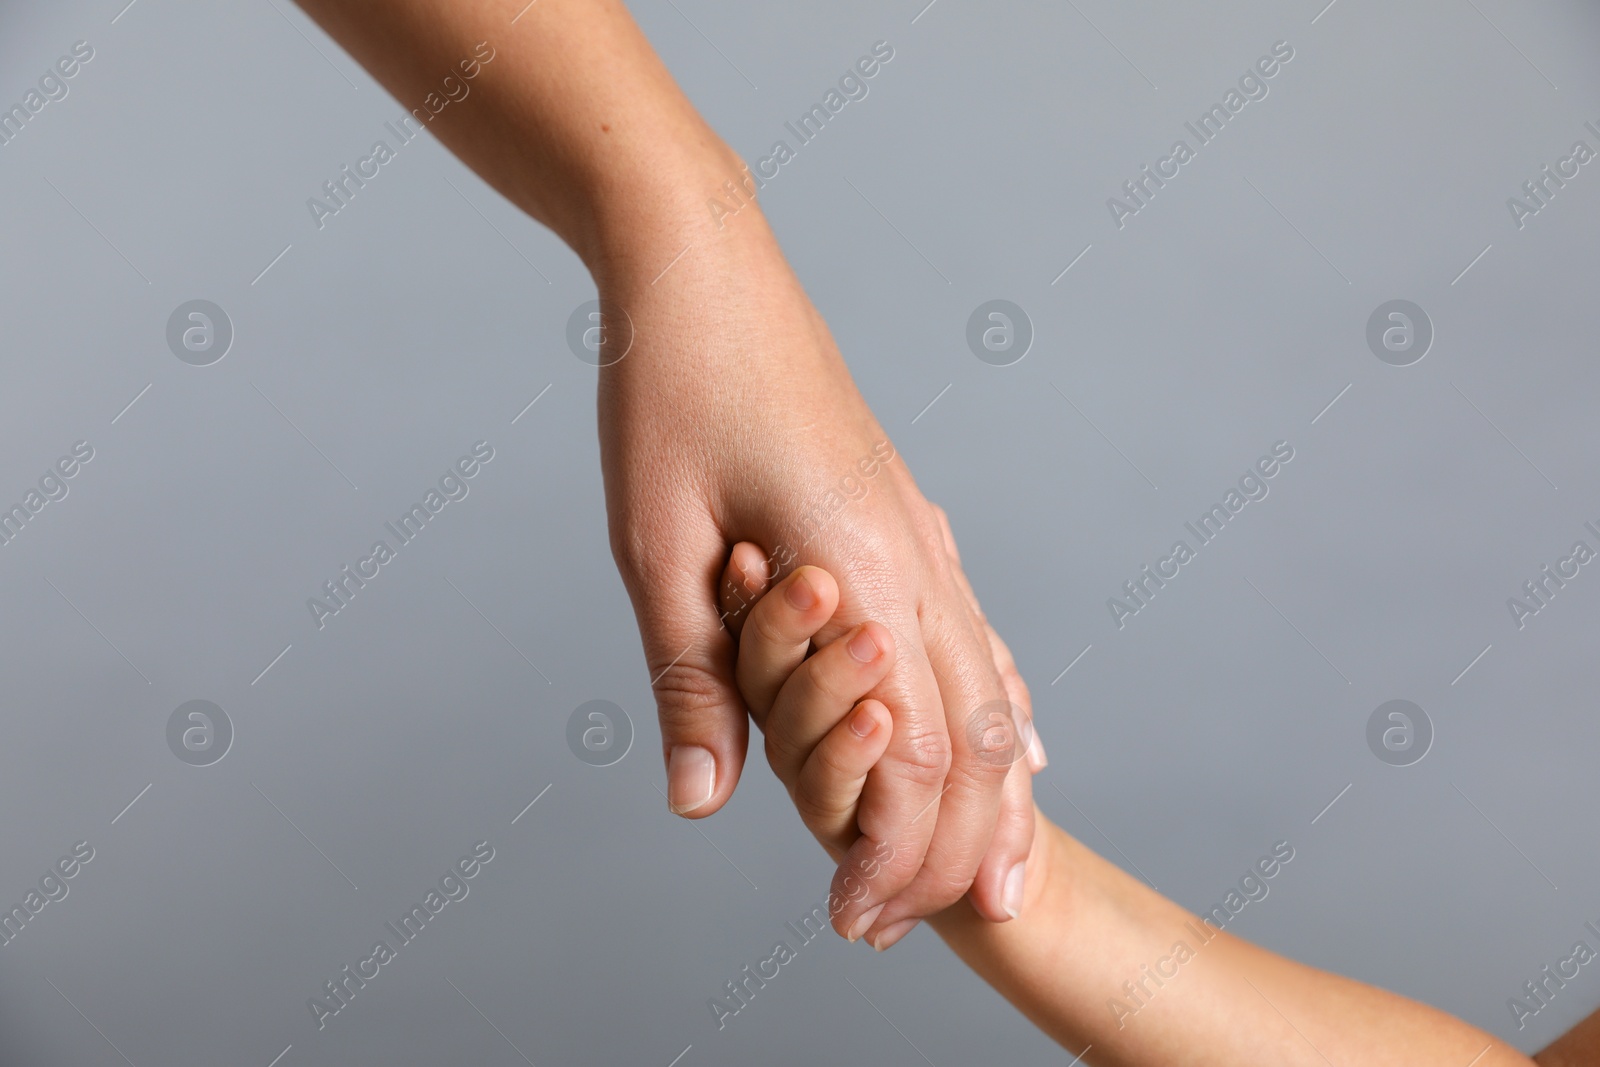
[290,0,1554,1058]
[706,518,1044,950]
[686,537,1534,1066]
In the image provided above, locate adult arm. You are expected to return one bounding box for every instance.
[290,0,1035,942]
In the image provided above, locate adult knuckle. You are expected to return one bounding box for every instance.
[950,740,1012,787]
[651,660,729,724]
[894,726,953,786]
[920,866,976,908]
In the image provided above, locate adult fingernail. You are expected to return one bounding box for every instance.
[870,917,920,951]
[845,902,885,942]
[848,626,882,663]
[1003,861,1026,920]
[1027,727,1048,771]
[785,571,818,611]
[667,745,716,814]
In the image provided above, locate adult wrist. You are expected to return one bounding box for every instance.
[578,138,780,294]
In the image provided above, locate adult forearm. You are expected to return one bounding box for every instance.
[932,815,1531,1066]
[294,0,748,282]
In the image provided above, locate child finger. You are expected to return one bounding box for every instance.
[795,698,892,858]
[735,565,840,725]
[718,541,776,637]
[764,621,894,788]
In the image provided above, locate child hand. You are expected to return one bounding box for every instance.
[719,524,1045,947]
[716,552,897,865]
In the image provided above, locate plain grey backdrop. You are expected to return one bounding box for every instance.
[2,0,1599,1062]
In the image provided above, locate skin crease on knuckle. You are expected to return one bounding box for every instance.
[762,729,807,784]
[650,659,735,727]
[791,780,847,834]
[883,722,953,790]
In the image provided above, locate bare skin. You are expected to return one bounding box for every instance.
[728,540,1538,1065]
[1537,1010,1600,1066]
[292,0,1035,945]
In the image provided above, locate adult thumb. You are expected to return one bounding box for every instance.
[615,533,750,819]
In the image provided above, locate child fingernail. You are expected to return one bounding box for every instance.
[845,902,885,942]
[1002,861,1026,919]
[666,745,716,814]
[849,703,877,738]
[847,627,882,663]
[785,572,818,611]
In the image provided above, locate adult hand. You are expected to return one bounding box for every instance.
[597,199,1040,947]
[290,0,1037,949]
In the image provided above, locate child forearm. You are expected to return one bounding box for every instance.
[931,811,1531,1066]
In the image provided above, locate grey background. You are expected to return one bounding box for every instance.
[1,0,1597,1062]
